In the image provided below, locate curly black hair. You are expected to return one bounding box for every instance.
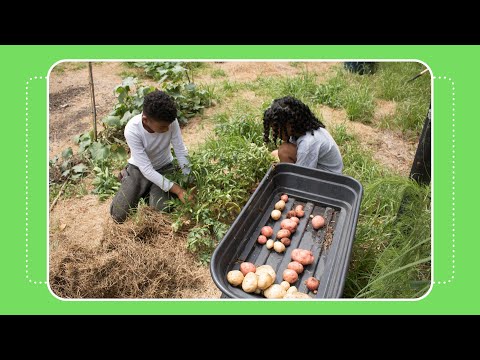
[263,96,325,144]
[143,90,177,123]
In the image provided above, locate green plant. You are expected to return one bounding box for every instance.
[92,166,121,201]
[167,116,273,263]
[162,82,213,125]
[211,69,226,78]
[49,147,88,184]
[342,84,375,123]
[329,124,431,298]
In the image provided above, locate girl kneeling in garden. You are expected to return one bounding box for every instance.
[263,96,344,174]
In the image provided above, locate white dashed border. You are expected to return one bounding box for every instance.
[25,76,47,285]
[433,75,455,284]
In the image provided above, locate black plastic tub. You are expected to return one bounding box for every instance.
[210,163,363,299]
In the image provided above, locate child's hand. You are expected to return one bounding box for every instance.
[170,183,187,203]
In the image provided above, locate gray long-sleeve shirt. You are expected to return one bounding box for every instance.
[291,128,343,174]
[125,113,190,192]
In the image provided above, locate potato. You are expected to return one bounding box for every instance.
[286,286,298,294]
[312,215,325,230]
[305,277,320,291]
[257,272,274,290]
[257,235,267,244]
[271,209,282,221]
[280,238,291,247]
[295,209,305,218]
[240,262,256,276]
[276,229,291,239]
[227,270,244,286]
[263,284,287,299]
[281,219,297,233]
[280,281,291,291]
[254,288,262,295]
[290,216,300,225]
[291,248,314,265]
[295,205,304,212]
[284,292,312,299]
[273,241,286,253]
[261,226,273,237]
[266,239,274,249]
[242,272,258,293]
[295,205,305,218]
[275,200,286,211]
[286,210,296,218]
[255,265,276,279]
[281,194,289,202]
[287,261,304,274]
[283,269,299,284]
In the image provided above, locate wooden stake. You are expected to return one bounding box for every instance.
[88,62,97,141]
[49,177,69,212]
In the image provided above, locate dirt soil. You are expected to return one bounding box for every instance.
[48,61,418,299]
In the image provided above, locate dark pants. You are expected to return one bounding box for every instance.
[110,163,176,223]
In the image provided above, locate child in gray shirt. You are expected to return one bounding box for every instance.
[263,96,343,174]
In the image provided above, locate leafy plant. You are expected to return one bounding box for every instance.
[49,147,88,184]
[92,166,120,201]
[167,116,273,263]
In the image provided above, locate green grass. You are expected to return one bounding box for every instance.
[211,68,227,78]
[52,62,87,74]
[49,179,89,202]
[167,108,273,263]
[249,71,320,110]
[315,62,431,137]
[330,124,431,298]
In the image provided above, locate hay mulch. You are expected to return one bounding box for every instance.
[49,206,221,299]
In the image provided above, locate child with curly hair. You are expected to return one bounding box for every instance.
[110,90,190,223]
[263,96,343,174]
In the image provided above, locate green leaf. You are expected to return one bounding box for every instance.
[61,169,70,177]
[110,144,128,160]
[120,111,134,125]
[103,115,121,127]
[89,142,110,162]
[122,77,137,88]
[61,147,73,159]
[72,163,88,173]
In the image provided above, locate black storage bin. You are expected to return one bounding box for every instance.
[210,163,363,299]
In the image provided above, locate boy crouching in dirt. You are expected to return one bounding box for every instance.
[263,96,344,174]
[110,90,190,223]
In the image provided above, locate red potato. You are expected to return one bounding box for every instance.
[295,205,305,218]
[287,261,304,274]
[276,229,291,239]
[240,262,256,276]
[281,194,289,202]
[291,248,314,265]
[257,235,267,244]
[281,219,297,233]
[286,210,296,218]
[261,226,273,237]
[306,277,320,291]
[312,215,325,230]
[283,269,299,284]
[280,238,291,247]
[290,216,300,225]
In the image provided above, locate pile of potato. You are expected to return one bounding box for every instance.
[227,194,325,299]
[226,263,312,299]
